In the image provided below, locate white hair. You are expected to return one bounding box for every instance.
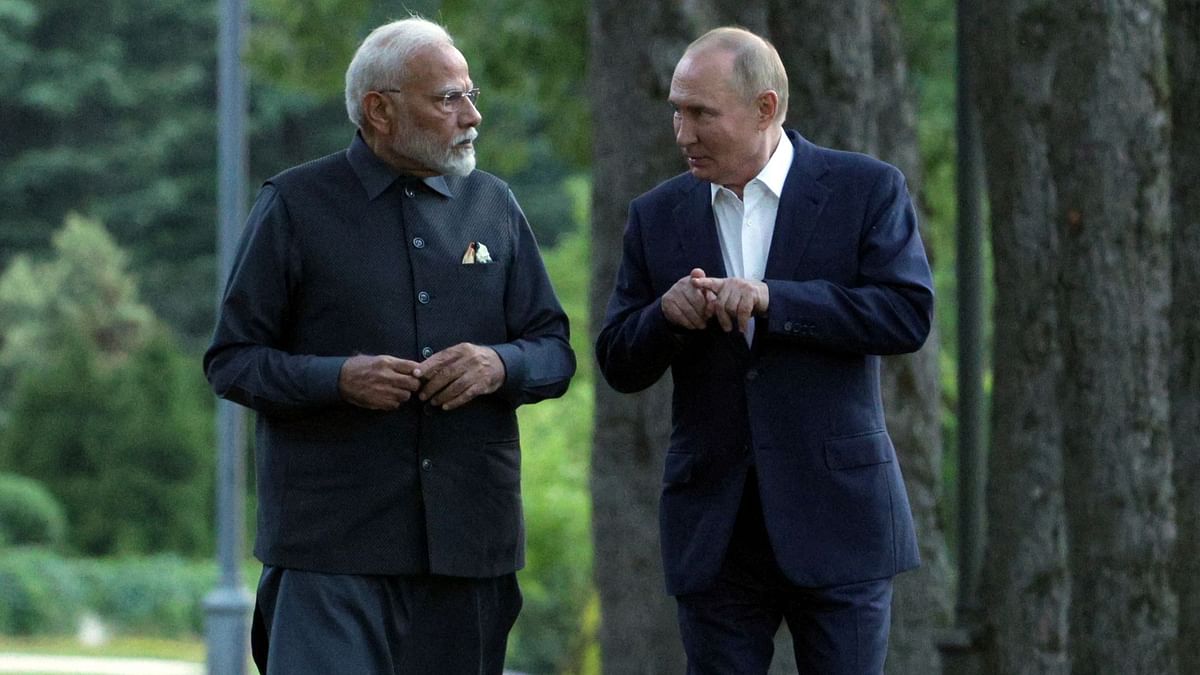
[344,17,454,127]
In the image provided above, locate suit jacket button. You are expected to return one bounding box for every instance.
[421,458,433,471]
[417,291,431,304]
[745,369,758,382]
[784,321,794,331]
[412,237,425,249]
[405,186,415,198]
[421,346,433,358]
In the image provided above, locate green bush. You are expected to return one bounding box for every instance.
[507,227,598,674]
[75,555,218,637]
[0,472,66,547]
[0,332,214,556]
[0,216,215,557]
[0,548,84,635]
[0,550,222,638]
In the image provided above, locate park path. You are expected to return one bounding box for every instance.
[0,653,202,674]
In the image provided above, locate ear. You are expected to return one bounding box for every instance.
[756,90,779,129]
[361,91,394,136]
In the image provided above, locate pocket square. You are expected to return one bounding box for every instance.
[461,241,493,264]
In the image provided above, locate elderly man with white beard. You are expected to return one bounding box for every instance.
[204,17,575,675]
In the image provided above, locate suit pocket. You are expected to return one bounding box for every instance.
[662,451,695,487]
[824,430,893,470]
[484,438,521,490]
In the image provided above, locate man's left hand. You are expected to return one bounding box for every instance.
[690,277,770,333]
[417,343,506,411]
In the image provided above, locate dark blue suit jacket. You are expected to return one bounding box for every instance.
[596,131,933,595]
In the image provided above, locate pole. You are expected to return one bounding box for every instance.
[204,0,253,671]
[940,0,986,671]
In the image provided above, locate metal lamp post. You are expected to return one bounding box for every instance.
[204,0,253,672]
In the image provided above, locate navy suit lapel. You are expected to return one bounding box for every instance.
[672,180,727,279]
[764,132,832,280]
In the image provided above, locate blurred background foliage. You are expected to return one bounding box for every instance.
[0,0,958,672]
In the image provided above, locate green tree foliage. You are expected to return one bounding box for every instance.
[0,216,214,556]
[510,197,597,674]
[440,0,589,247]
[441,0,588,172]
[0,0,359,342]
[247,0,371,96]
[0,0,218,339]
[0,472,66,548]
[0,214,155,416]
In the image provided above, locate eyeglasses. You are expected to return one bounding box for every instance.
[380,87,480,114]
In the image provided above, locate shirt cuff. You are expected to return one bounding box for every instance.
[488,343,524,399]
[304,355,350,403]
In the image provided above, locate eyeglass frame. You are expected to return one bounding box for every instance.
[378,87,481,114]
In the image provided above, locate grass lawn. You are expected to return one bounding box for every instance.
[0,636,204,662]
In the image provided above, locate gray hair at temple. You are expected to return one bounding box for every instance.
[345,17,455,127]
[685,27,789,123]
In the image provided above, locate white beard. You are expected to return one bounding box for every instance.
[394,127,478,177]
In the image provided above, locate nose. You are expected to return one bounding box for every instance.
[674,115,694,147]
[460,95,481,127]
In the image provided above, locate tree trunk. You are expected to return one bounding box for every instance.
[587,2,700,672]
[871,3,954,672]
[971,2,1070,672]
[769,3,953,672]
[589,2,777,670]
[1047,2,1176,672]
[1167,1,1200,672]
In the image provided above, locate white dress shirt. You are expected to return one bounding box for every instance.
[710,134,794,344]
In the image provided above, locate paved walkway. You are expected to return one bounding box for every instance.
[0,653,202,674]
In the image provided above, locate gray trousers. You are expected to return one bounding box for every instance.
[251,565,521,674]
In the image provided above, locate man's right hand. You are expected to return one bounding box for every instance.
[338,355,423,410]
[662,268,717,330]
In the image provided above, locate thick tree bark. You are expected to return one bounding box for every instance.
[871,4,954,673]
[1047,2,1176,673]
[971,3,1071,673]
[588,3,693,672]
[769,3,953,673]
[1167,1,1200,672]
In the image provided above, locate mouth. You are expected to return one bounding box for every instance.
[454,130,479,150]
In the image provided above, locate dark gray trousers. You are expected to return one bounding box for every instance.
[251,565,521,674]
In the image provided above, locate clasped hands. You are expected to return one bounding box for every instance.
[338,343,504,412]
[662,268,769,333]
